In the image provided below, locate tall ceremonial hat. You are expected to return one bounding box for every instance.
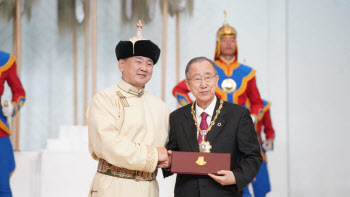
[214,11,238,61]
[115,20,161,64]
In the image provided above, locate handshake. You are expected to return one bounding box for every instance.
[156,147,173,169]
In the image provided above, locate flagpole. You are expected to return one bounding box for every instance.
[73,25,78,125]
[176,10,180,108]
[14,0,22,151]
[91,0,97,96]
[161,0,168,101]
[10,2,17,148]
[83,0,90,125]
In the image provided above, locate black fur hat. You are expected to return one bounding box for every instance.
[115,40,161,64]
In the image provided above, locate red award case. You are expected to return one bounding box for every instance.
[171,151,231,175]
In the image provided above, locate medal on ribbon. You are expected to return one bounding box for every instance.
[191,100,224,153]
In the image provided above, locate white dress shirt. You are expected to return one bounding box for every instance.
[195,96,217,138]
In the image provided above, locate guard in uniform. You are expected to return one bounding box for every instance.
[0,51,26,197]
[87,21,169,197]
[173,15,263,123]
[244,99,275,197]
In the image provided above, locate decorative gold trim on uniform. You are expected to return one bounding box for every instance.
[0,120,11,135]
[116,91,130,107]
[143,145,156,173]
[221,78,237,93]
[0,55,15,78]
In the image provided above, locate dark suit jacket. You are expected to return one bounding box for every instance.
[163,98,262,197]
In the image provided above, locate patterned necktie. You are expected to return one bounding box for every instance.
[198,112,209,144]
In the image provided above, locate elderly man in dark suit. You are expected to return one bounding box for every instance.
[161,56,262,197]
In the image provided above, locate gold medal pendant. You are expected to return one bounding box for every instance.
[199,141,212,153]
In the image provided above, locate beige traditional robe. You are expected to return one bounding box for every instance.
[87,79,169,197]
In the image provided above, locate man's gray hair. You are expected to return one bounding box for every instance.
[185,56,218,79]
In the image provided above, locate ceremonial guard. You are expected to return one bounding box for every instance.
[173,14,263,123]
[0,50,26,197]
[244,99,275,197]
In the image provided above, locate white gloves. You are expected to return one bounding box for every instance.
[262,139,274,151]
[2,102,14,117]
[250,115,256,124]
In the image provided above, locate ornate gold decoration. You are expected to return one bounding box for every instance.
[216,11,237,41]
[196,156,207,166]
[180,99,188,106]
[129,20,146,45]
[191,99,224,153]
[221,78,237,93]
[199,141,212,153]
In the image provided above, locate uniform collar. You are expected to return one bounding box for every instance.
[118,79,145,97]
[219,56,236,65]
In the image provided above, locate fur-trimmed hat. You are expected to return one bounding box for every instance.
[115,20,161,64]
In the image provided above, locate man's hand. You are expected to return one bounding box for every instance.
[156,147,168,162]
[262,139,274,151]
[208,170,236,186]
[157,150,172,168]
[2,101,14,117]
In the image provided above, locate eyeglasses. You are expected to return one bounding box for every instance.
[187,74,217,84]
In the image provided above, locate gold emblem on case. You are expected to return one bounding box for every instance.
[196,156,207,166]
